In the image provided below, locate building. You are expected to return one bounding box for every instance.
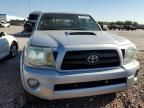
[0,13,26,22]
[0,14,7,22]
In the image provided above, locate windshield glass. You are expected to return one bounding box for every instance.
[38,13,101,31]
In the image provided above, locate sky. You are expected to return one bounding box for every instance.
[0,0,144,24]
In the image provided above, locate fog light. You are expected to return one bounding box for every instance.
[28,78,39,88]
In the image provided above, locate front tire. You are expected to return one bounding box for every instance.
[9,42,18,57]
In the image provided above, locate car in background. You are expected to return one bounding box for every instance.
[123,25,137,31]
[108,24,137,31]
[108,24,124,30]
[0,21,10,28]
[137,24,144,30]
[24,11,41,33]
[24,21,36,33]
[0,32,18,60]
[99,24,108,31]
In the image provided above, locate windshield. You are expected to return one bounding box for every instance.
[38,13,101,31]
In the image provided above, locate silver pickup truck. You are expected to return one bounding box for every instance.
[20,12,139,100]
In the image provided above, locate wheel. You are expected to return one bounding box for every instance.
[9,42,18,57]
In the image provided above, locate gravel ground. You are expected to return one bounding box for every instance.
[0,26,144,108]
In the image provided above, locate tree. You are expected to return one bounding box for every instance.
[133,22,138,27]
[98,21,103,25]
[116,21,124,25]
[124,21,133,25]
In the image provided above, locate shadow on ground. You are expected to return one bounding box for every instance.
[23,93,116,108]
[0,51,25,108]
[10,32,31,38]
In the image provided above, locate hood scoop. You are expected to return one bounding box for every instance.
[68,32,96,35]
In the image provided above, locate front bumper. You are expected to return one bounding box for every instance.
[20,60,139,100]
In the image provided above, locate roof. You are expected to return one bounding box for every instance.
[29,11,90,16]
[29,11,42,15]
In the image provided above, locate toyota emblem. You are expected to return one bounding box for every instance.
[87,55,98,64]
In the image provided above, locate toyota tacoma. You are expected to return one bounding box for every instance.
[20,12,140,100]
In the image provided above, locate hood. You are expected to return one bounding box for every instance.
[29,30,132,47]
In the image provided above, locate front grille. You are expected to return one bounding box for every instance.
[54,78,126,91]
[61,50,120,70]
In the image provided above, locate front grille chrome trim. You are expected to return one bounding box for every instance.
[61,50,121,70]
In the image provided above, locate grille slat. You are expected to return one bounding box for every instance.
[61,50,120,70]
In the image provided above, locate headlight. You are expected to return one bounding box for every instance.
[123,45,137,64]
[25,46,55,67]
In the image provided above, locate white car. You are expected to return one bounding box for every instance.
[0,32,18,59]
[0,21,10,28]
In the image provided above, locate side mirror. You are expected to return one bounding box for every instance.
[24,22,33,32]
[0,32,6,37]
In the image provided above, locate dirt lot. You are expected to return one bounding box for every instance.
[0,26,144,108]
